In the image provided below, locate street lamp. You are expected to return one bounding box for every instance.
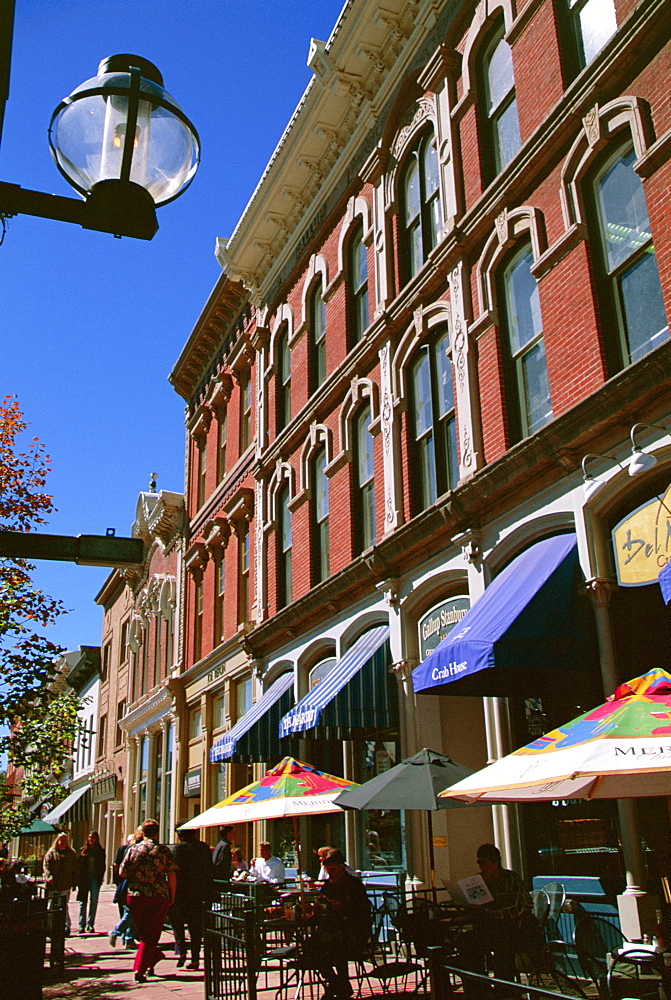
[0,53,199,240]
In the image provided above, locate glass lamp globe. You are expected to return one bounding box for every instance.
[48,54,200,207]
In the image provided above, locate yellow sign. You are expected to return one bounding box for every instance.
[432,836,447,848]
[612,486,671,586]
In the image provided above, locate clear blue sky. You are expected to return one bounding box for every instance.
[1,0,345,653]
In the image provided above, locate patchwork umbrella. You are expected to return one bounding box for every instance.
[180,756,357,829]
[439,668,671,803]
[334,748,475,888]
[180,756,358,887]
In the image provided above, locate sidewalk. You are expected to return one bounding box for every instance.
[43,886,206,1000]
[41,887,421,1000]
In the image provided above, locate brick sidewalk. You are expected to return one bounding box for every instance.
[39,887,425,1000]
[42,886,206,1000]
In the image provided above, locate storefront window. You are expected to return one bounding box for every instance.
[357,741,403,871]
[139,736,148,823]
[154,730,163,825]
[161,724,173,837]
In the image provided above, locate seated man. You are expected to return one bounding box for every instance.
[250,842,285,884]
[457,843,540,995]
[311,848,371,999]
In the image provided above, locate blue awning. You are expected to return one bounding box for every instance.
[413,534,589,698]
[278,625,391,738]
[210,671,294,764]
[659,562,671,604]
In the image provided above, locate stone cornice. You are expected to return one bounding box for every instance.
[215,0,446,301]
[170,273,249,402]
[244,340,671,658]
[119,684,174,737]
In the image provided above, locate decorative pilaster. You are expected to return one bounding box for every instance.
[448,262,482,480]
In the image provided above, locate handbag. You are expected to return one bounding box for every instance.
[113,877,128,907]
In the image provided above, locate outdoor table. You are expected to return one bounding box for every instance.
[607,943,667,1000]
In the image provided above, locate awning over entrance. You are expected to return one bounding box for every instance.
[210,671,294,764]
[42,783,89,824]
[413,534,592,698]
[278,625,392,738]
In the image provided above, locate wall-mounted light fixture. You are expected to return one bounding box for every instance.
[581,453,624,500]
[628,423,670,477]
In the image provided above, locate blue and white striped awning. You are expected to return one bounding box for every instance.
[210,671,294,763]
[278,625,391,738]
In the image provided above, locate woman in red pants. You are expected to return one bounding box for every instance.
[120,817,177,983]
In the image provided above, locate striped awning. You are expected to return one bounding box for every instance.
[278,625,392,738]
[43,783,89,824]
[210,671,294,763]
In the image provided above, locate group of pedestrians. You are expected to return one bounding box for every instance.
[42,830,106,935]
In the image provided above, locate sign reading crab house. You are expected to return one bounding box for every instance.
[418,597,470,662]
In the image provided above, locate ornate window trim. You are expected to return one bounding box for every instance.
[294,422,334,505]
[335,195,373,280]
[560,97,655,231]
[458,0,516,104]
[392,300,452,405]
[333,376,381,468]
[473,206,547,330]
[266,461,296,527]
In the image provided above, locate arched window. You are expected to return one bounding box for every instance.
[311,447,329,584]
[501,245,553,440]
[566,0,617,71]
[214,552,225,644]
[196,438,207,509]
[347,221,369,346]
[277,483,292,610]
[353,406,375,555]
[482,32,521,178]
[309,283,327,393]
[401,132,441,283]
[591,147,668,369]
[409,329,458,513]
[239,371,252,453]
[237,527,250,625]
[276,325,291,432]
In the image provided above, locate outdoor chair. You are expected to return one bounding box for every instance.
[573,914,627,999]
[355,895,427,996]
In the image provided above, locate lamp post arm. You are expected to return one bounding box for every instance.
[0,178,158,239]
[0,180,87,226]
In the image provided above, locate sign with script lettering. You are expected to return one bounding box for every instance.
[418,596,470,661]
[611,486,671,587]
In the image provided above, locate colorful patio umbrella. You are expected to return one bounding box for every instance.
[179,756,358,829]
[439,668,671,803]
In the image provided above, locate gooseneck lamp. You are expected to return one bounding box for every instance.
[0,54,199,240]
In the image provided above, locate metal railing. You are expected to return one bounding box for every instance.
[205,892,258,1000]
[426,947,590,1000]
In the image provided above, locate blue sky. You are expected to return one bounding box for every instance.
[1,0,345,653]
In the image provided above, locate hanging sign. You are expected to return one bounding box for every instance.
[418,596,470,661]
[611,486,671,586]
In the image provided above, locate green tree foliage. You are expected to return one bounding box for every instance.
[0,396,80,841]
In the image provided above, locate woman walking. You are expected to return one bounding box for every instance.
[43,832,78,935]
[77,831,106,934]
[120,818,177,983]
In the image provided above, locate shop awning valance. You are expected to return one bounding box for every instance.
[413,534,592,698]
[42,783,89,824]
[278,625,392,738]
[210,671,294,764]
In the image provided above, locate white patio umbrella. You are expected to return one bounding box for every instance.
[439,669,671,803]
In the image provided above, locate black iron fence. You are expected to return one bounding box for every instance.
[205,892,258,1000]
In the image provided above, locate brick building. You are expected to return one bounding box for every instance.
[94,483,183,863]
[168,0,671,911]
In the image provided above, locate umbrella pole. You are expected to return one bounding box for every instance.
[292,815,314,1000]
[427,811,437,901]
